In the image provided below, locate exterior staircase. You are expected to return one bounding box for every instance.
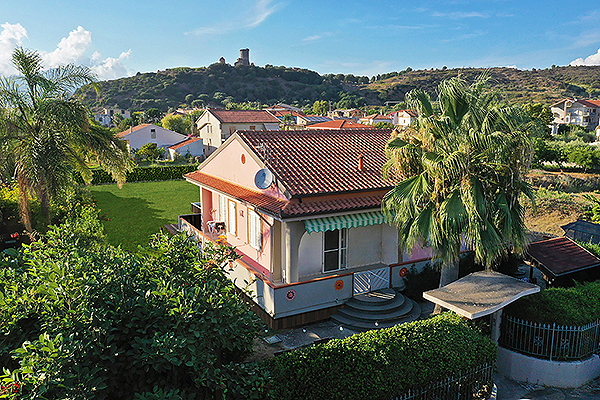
[330,288,421,332]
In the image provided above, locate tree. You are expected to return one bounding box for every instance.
[144,107,162,123]
[161,114,192,135]
[312,100,328,115]
[0,47,132,234]
[382,76,537,298]
[135,142,165,161]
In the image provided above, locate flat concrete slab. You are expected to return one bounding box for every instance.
[423,271,540,319]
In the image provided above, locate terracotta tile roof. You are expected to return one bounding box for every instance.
[116,123,151,138]
[236,129,395,197]
[551,98,600,108]
[306,120,371,130]
[184,170,287,215]
[362,114,391,120]
[527,236,600,278]
[268,110,306,118]
[281,194,385,217]
[169,136,202,150]
[208,109,280,124]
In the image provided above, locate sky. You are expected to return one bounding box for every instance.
[2,0,600,81]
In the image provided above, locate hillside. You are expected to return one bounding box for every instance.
[78,63,600,112]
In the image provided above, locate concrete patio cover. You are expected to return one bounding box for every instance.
[423,271,540,319]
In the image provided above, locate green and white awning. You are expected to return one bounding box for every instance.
[304,211,389,233]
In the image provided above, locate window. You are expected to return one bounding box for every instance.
[250,125,256,131]
[150,128,156,139]
[228,200,237,235]
[248,210,261,251]
[219,195,228,228]
[323,228,347,272]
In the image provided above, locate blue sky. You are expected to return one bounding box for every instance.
[2,0,600,80]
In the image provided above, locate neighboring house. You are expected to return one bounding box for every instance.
[116,124,187,153]
[298,114,333,126]
[268,110,333,128]
[358,114,393,126]
[168,137,204,160]
[551,98,600,131]
[195,109,281,155]
[94,107,131,128]
[391,109,418,127]
[306,120,371,130]
[178,129,432,329]
[327,108,365,120]
[267,103,304,113]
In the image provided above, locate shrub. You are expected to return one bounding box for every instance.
[264,313,496,400]
[402,262,440,300]
[0,220,267,398]
[504,280,600,325]
[136,143,165,161]
[74,164,198,185]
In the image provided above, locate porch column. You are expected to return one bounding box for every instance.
[490,309,503,344]
[282,221,305,284]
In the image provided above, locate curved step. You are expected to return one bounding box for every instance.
[331,299,422,332]
[345,292,406,313]
[338,295,413,322]
[351,288,397,306]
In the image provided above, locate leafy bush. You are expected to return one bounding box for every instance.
[136,143,166,161]
[264,313,496,400]
[504,280,600,325]
[0,217,267,398]
[402,263,440,300]
[74,164,198,185]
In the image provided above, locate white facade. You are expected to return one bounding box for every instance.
[392,110,418,127]
[117,124,187,152]
[551,99,600,130]
[168,138,204,160]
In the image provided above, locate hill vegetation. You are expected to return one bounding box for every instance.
[77,62,600,112]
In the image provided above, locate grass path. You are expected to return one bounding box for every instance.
[89,180,200,252]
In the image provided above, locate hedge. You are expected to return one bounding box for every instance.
[264,313,496,400]
[504,280,600,326]
[74,164,198,185]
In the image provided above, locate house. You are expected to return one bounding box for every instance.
[306,120,371,130]
[94,107,131,128]
[168,137,204,160]
[358,114,393,126]
[177,129,433,329]
[391,109,418,127]
[327,108,365,120]
[268,109,333,128]
[116,123,187,153]
[551,98,600,131]
[195,109,280,155]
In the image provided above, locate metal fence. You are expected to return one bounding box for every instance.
[500,315,600,361]
[396,362,494,400]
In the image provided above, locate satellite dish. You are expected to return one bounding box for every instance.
[254,168,274,189]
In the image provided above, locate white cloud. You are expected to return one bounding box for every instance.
[186,0,280,35]
[432,11,488,19]
[91,50,131,80]
[42,26,91,67]
[0,22,28,76]
[302,35,322,42]
[571,48,600,66]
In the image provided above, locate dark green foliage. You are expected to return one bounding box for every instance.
[504,280,600,325]
[402,263,441,300]
[264,313,496,400]
[136,143,166,161]
[0,212,267,399]
[74,164,198,185]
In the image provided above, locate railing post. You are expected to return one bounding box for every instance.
[550,323,556,361]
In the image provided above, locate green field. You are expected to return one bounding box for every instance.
[89,180,201,252]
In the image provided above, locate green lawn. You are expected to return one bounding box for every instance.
[89,180,201,252]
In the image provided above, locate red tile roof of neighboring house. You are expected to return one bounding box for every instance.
[207,109,280,124]
[169,136,202,150]
[116,123,151,138]
[527,236,600,278]
[236,129,395,197]
[306,120,371,130]
[268,110,306,119]
[551,98,600,108]
[362,114,391,120]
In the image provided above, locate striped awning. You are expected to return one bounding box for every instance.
[304,211,389,233]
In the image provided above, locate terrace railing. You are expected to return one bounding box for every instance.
[395,362,494,400]
[500,314,600,361]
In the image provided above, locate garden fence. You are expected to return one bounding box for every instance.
[395,362,494,400]
[500,315,600,361]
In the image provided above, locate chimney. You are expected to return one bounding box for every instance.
[358,154,364,172]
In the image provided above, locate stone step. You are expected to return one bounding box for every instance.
[345,291,406,313]
[351,288,398,306]
[337,295,413,322]
[331,299,422,332]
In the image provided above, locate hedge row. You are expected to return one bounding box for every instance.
[75,164,198,185]
[264,313,496,400]
[505,280,600,326]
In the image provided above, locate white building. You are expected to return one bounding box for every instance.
[116,124,187,153]
[551,99,600,131]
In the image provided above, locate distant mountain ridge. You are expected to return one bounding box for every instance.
[77,63,600,112]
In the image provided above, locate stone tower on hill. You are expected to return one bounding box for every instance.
[234,48,250,66]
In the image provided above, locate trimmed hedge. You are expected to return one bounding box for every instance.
[505,280,600,326]
[74,164,198,185]
[264,313,496,400]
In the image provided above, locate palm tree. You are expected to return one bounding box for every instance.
[0,47,132,234]
[382,75,538,295]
